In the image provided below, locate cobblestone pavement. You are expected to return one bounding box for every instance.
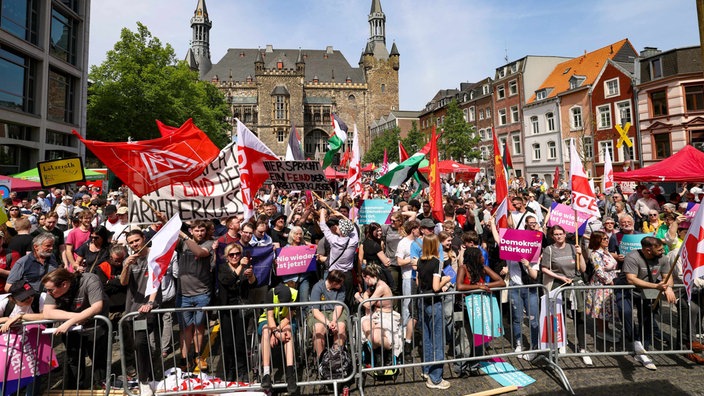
[343,352,704,396]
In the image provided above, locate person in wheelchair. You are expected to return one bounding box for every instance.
[308,269,348,360]
[259,282,298,394]
[354,264,402,367]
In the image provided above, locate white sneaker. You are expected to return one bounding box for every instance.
[139,382,154,396]
[558,346,566,354]
[522,352,537,361]
[579,349,593,366]
[514,344,523,359]
[426,378,451,390]
[635,354,657,370]
[634,341,647,355]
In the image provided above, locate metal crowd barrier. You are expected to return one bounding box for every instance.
[355,285,569,396]
[0,315,113,396]
[547,284,698,393]
[118,300,355,396]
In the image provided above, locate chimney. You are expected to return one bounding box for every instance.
[641,47,661,58]
[265,44,274,53]
[326,46,334,54]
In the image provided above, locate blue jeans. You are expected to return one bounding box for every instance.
[509,286,540,349]
[177,293,210,327]
[615,290,653,349]
[419,299,444,384]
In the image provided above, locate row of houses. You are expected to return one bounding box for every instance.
[372,39,704,186]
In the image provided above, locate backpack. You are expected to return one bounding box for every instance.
[318,345,352,380]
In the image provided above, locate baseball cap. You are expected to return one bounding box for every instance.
[273,283,293,303]
[10,282,37,302]
[420,218,435,229]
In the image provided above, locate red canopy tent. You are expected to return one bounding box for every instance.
[0,176,42,192]
[419,160,480,175]
[613,145,704,182]
[324,167,347,180]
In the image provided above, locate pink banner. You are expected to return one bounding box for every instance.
[276,244,317,276]
[498,228,543,262]
[547,202,591,233]
[0,325,58,386]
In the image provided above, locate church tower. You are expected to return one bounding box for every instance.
[362,0,399,141]
[187,0,212,78]
[367,0,388,59]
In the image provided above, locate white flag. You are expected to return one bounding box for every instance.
[602,146,614,194]
[569,139,600,217]
[145,214,182,296]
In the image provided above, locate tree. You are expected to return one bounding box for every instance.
[362,127,400,165]
[401,121,424,155]
[440,100,480,162]
[87,23,230,149]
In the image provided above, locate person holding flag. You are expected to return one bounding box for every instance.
[120,230,162,396]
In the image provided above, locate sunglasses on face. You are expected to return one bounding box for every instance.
[228,252,242,258]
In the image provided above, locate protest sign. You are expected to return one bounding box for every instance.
[547,202,591,233]
[0,325,58,394]
[37,157,85,187]
[686,203,700,220]
[263,161,331,191]
[498,228,543,262]
[539,290,566,349]
[276,244,317,276]
[0,179,9,199]
[619,233,652,255]
[246,245,275,288]
[129,142,243,223]
[465,293,503,346]
[358,199,394,225]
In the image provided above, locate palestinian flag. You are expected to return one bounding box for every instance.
[322,114,348,169]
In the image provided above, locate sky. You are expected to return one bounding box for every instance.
[88,0,700,110]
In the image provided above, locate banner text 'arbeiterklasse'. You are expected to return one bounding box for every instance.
[129,142,243,224]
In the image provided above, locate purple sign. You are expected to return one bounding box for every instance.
[276,244,317,276]
[547,202,591,233]
[686,203,700,220]
[498,228,543,262]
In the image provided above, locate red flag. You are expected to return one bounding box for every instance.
[680,203,704,301]
[339,148,352,168]
[569,139,600,217]
[503,139,514,172]
[399,141,409,162]
[553,166,560,189]
[73,119,219,197]
[145,213,182,296]
[428,126,444,222]
[492,128,509,228]
[236,119,278,221]
[155,119,178,137]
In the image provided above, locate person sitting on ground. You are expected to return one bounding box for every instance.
[259,282,298,394]
[0,281,45,332]
[308,269,348,360]
[354,263,402,366]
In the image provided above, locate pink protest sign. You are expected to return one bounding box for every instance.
[276,244,317,276]
[547,202,591,233]
[686,203,700,220]
[498,228,543,262]
[0,325,58,390]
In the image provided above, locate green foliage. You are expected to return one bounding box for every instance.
[401,121,424,155]
[87,23,230,148]
[362,127,400,165]
[440,100,480,161]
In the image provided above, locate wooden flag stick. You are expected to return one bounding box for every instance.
[651,246,683,310]
[464,385,519,396]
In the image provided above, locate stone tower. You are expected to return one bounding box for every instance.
[186,0,212,78]
[361,0,400,140]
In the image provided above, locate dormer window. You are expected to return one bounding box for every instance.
[498,67,506,78]
[569,75,586,89]
[536,90,547,100]
[482,85,489,95]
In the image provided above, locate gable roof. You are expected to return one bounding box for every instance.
[203,47,365,84]
[527,39,637,104]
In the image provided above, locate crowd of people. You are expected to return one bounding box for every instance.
[2,178,704,394]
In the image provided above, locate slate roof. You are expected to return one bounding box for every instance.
[527,39,637,103]
[202,47,366,84]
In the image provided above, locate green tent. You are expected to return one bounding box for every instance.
[11,167,106,183]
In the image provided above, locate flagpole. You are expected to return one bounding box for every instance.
[651,247,683,311]
[574,209,580,272]
[311,191,350,222]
